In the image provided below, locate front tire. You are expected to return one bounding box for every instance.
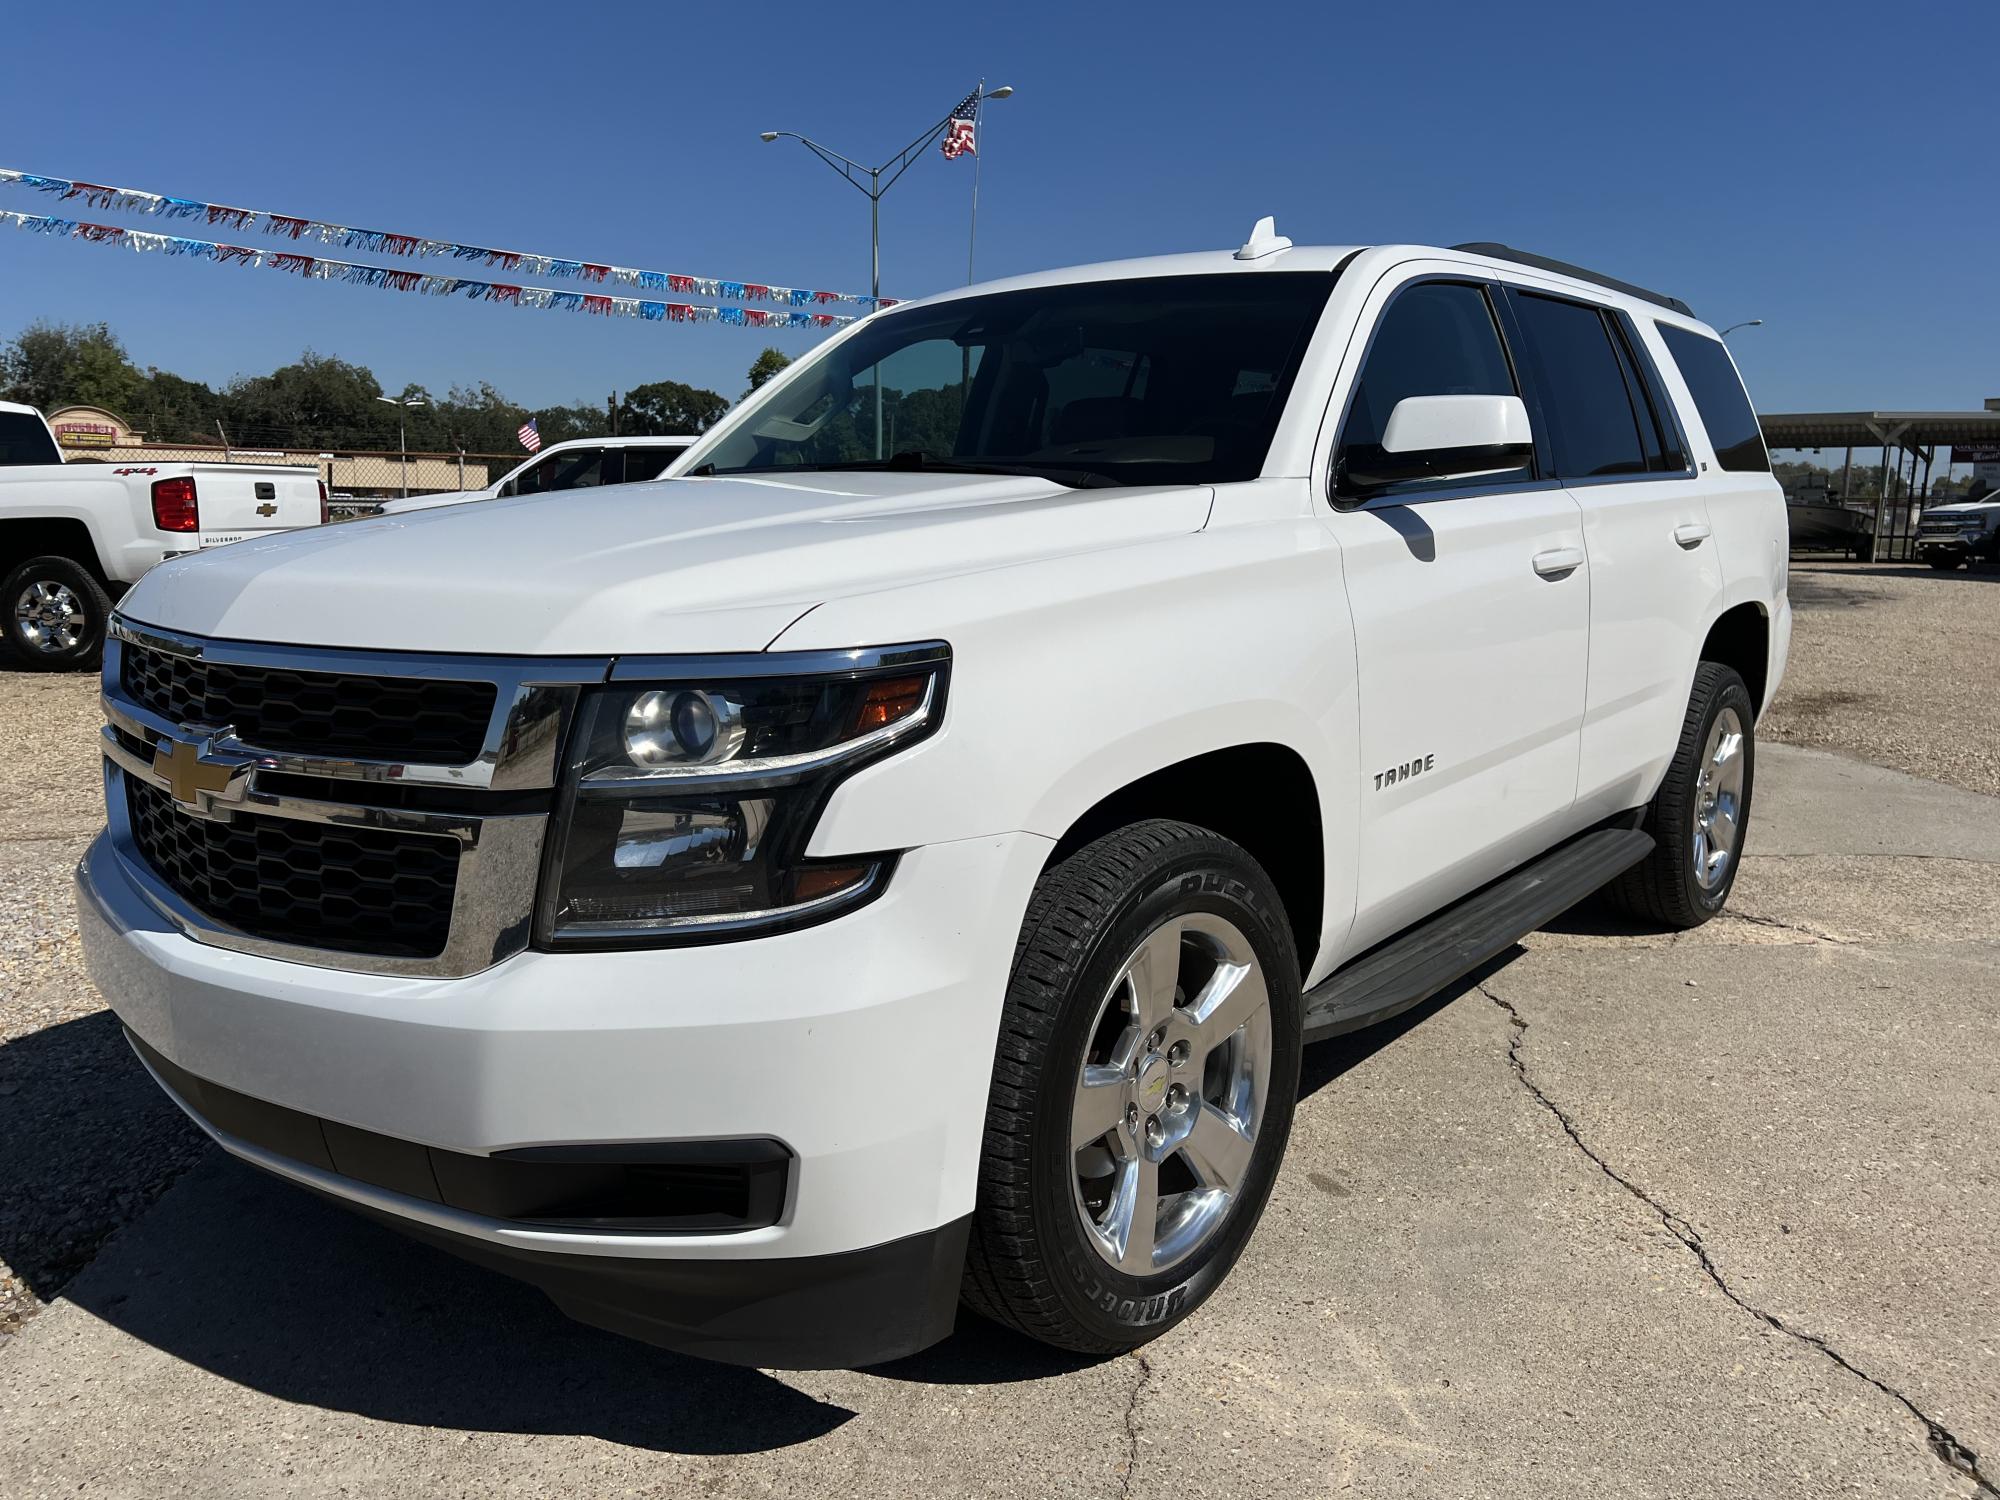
[1927,553,1964,571]
[963,820,1302,1354]
[2,555,111,671]
[1607,662,1755,929]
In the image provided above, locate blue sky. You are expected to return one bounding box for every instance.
[2,0,1993,439]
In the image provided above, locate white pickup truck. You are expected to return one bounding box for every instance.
[78,227,1789,1368]
[373,435,696,515]
[0,401,324,668]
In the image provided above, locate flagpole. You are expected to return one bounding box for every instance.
[968,79,984,285]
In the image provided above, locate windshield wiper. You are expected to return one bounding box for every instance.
[800,453,1122,488]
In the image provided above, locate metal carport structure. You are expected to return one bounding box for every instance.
[1758,407,2000,560]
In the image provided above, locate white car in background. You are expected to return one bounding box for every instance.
[374,435,696,515]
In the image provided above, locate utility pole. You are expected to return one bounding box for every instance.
[608,392,619,436]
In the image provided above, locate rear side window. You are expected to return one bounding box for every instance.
[620,448,680,485]
[1338,282,1527,492]
[1509,294,1649,478]
[1657,325,1769,472]
[0,411,61,466]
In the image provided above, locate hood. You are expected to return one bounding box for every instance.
[119,470,1213,655]
[1925,498,1999,518]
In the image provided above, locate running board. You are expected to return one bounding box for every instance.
[1302,827,1654,1042]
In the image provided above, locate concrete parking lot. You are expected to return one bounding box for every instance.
[2,562,1995,1498]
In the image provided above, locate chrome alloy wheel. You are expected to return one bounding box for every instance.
[1069,912,1273,1276]
[1692,705,1746,891]
[14,580,86,654]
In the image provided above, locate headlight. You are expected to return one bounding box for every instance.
[537,643,948,945]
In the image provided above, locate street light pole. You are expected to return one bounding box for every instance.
[1719,319,1764,338]
[375,394,427,498]
[760,82,1014,457]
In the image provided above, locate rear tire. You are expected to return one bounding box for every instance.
[962,820,1301,1354]
[1853,534,1876,563]
[1606,663,1755,930]
[2,555,111,671]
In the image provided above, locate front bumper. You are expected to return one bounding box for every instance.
[77,825,1051,1366]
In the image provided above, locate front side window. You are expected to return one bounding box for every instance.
[1510,293,1649,478]
[1336,281,1528,493]
[1657,324,1769,473]
[693,273,1338,488]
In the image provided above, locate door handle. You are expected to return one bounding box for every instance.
[1532,546,1585,578]
[1674,522,1712,549]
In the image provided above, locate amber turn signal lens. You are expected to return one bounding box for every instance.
[855,675,927,733]
[791,864,871,904]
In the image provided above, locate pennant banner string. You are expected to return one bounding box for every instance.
[0,212,856,333]
[0,166,894,310]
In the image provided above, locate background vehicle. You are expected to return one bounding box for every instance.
[372,435,696,515]
[77,231,1788,1368]
[0,401,325,669]
[1913,496,2000,569]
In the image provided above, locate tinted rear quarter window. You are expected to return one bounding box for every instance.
[1509,294,1648,478]
[0,411,61,466]
[1658,325,1769,472]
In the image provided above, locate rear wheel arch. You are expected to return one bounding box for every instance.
[0,517,111,585]
[1042,743,1326,983]
[1698,601,1770,716]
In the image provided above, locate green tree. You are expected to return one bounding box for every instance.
[620,380,729,436]
[744,347,792,397]
[0,320,146,417]
[135,369,223,443]
[223,351,384,448]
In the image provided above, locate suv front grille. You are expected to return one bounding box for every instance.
[125,777,460,958]
[122,642,497,764]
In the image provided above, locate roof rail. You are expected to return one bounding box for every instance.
[1450,243,1694,318]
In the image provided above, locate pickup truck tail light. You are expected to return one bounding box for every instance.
[150,476,199,533]
[318,479,330,524]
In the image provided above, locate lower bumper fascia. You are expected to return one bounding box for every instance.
[351,1199,971,1370]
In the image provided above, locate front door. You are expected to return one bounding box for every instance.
[1321,276,1591,952]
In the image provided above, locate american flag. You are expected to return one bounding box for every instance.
[516,417,541,453]
[940,90,979,160]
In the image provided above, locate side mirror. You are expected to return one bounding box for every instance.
[1337,394,1534,500]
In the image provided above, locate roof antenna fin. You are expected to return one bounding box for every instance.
[1235,215,1292,261]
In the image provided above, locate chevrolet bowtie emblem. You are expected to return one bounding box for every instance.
[153,732,253,820]
[255,502,277,516]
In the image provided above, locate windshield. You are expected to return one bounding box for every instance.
[693,272,1337,488]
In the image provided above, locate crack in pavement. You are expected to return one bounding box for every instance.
[1119,1349,1154,1499]
[1479,981,1998,1497]
[1718,909,1853,944]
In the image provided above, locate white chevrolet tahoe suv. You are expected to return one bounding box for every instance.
[76,228,1789,1369]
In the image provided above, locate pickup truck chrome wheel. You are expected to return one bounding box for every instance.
[1,555,112,672]
[1070,911,1272,1276]
[1691,706,1745,891]
[14,579,85,654]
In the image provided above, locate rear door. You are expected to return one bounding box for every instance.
[183,465,323,547]
[1322,274,1592,951]
[1502,291,1724,819]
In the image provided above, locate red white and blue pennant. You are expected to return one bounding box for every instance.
[0,210,855,331]
[0,165,891,314]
